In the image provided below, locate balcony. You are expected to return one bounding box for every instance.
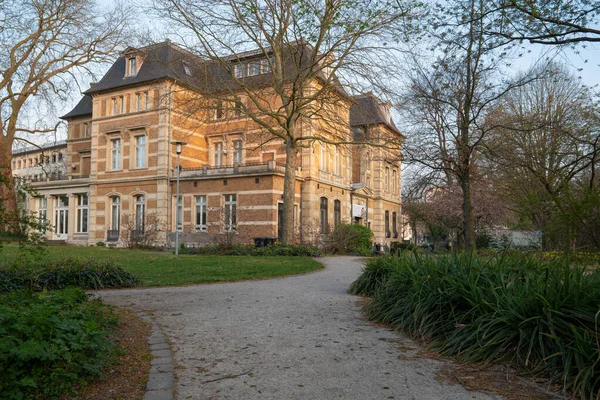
[179,161,286,179]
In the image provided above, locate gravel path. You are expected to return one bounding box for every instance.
[97,256,500,400]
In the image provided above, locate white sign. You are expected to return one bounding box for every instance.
[352,204,366,218]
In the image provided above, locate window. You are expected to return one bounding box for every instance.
[234,63,245,79]
[52,154,56,163]
[58,153,63,162]
[320,197,328,233]
[233,140,242,164]
[320,145,328,171]
[135,195,145,231]
[334,199,341,228]
[233,99,242,117]
[135,91,149,111]
[385,210,390,237]
[248,60,260,76]
[260,57,272,73]
[111,196,120,230]
[119,95,124,114]
[335,147,343,176]
[223,194,237,231]
[385,167,390,191]
[175,196,183,232]
[112,98,117,115]
[195,195,207,231]
[38,197,47,231]
[135,135,146,168]
[214,142,223,167]
[215,101,224,119]
[83,122,90,138]
[111,138,121,170]
[128,57,137,76]
[392,169,397,194]
[392,212,397,238]
[144,91,149,110]
[76,194,88,233]
[183,62,192,76]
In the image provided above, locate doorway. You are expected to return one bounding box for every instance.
[54,196,69,240]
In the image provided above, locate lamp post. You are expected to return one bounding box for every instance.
[171,141,187,257]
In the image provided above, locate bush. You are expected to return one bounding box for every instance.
[0,288,119,399]
[180,243,320,257]
[325,224,373,255]
[349,256,396,296]
[0,257,140,293]
[352,253,600,399]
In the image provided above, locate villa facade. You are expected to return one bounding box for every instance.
[14,41,403,247]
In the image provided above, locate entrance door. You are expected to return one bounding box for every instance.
[54,196,69,240]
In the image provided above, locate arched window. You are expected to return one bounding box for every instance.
[320,197,329,233]
[111,196,121,230]
[385,210,390,237]
[135,195,145,231]
[334,200,341,228]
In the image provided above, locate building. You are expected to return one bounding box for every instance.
[15,41,403,247]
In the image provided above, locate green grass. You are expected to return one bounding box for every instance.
[1,245,323,287]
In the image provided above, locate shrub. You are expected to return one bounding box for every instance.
[349,256,396,296]
[325,223,373,255]
[353,253,600,399]
[253,243,321,257]
[0,257,140,293]
[96,241,106,247]
[180,243,321,257]
[0,288,119,399]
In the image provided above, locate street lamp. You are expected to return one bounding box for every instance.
[171,141,187,257]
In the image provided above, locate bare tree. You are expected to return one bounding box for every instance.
[151,0,410,244]
[400,0,530,251]
[484,0,600,45]
[485,63,600,249]
[0,0,130,231]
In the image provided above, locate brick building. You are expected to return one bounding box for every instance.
[17,41,403,247]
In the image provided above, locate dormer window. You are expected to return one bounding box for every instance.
[183,62,192,76]
[127,57,138,76]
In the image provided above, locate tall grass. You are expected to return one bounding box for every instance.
[352,253,600,399]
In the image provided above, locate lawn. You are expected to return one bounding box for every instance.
[1,245,323,287]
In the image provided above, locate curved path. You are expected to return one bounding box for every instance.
[98,257,499,400]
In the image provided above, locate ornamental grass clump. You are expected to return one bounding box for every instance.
[0,257,140,293]
[353,253,600,399]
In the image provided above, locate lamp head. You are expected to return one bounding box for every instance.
[171,141,187,155]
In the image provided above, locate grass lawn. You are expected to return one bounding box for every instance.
[1,245,323,287]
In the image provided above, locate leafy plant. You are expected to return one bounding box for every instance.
[0,257,140,293]
[352,253,600,398]
[325,223,374,255]
[0,288,119,399]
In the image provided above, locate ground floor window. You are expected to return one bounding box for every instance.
[224,194,237,231]
[334,200,341,228]
[76,194,89,233]
[195,195,207,231]
[38,197,47,232]
[385,210,390,237]
[135,195,145,231]
[392,211,397,238]
[111,196,120,230]
[320,197,328,234]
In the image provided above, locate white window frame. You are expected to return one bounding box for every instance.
[223,194,237,232]
[135,195,145,231]
[38,197,47,231]
[234,63,245,79]
[214,142,223,167]
[111,196,121,230]
[135,135,146,168]
[195,195,207,231]
[119,95,124,114]
[112,97,117,115]
[136,92,142,111]
[111,138,122,170]
[128,57,137,76]
[232,139,243,164]
[76,194,89,233]
[248,60,260,76]
[83,122,90,138]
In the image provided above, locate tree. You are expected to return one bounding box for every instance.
[400,0,528,251]
[485,0,600,45]
[485,63,600,249]
[0,0,130,231]
[152,0,409,244]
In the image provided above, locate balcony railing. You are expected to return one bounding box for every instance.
[180,161,287,178]
[31,174,90,183]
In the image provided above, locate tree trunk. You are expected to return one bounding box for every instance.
[281,138,298,245]
[460,174,475,253]
[0,134,19,233]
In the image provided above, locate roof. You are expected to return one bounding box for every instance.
[350,94,402,136]
[12,140,67,156]
[60,95,93,119]
[84,41,201,95]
